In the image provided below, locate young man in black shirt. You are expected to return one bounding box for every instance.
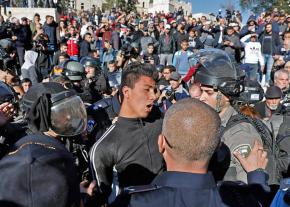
[90,62,164,205]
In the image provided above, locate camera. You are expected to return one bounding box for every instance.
[165,89,174,97]
[143,55,154,63]
[233,79,264,105]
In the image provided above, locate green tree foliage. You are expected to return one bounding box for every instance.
[239,0,290,14]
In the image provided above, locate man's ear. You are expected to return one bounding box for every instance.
[223,93,230,102]
[158,134,165,154]
[122,86,130,99]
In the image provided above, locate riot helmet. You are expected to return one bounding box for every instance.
[81,57,100,69]
[0,81,16,104]
[194,48,242,97]
[22,82,87,137]
[62,60,85,81]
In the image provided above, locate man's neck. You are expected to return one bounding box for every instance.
[166,160,208,174]
[119,105,138,119]
[219,104,231,119]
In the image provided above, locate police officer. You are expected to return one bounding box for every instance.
[194,48,262,183]
[0,82,87,206]
[87,90,121,142]
[81,57,110,103]
[0,81,26,158]
[111,99,269,207]
[62,59,104,104]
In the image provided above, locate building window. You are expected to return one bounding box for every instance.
[81,3,84,9]
[142,2,145,8]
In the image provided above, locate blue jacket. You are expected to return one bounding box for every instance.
[43,21,58,45]
[13,25,32,48]
[112,170,270,207]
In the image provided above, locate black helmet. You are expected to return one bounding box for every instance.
[62,60,85,81]
[80,57,100,69]
[194,48,242,97]
[156,64,165,72]
[22,82,87,136]
[0,81,15,104]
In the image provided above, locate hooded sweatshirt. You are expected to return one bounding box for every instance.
[21,50,38,85]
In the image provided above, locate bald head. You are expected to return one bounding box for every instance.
[162,98,221,162]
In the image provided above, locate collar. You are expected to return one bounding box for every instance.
[175,84,184,93]
[153,171,216,189]
[14,134,68,152]
[220,105,236,127]
[118,116,141,125]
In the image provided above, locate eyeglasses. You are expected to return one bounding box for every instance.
[164,135,173,148]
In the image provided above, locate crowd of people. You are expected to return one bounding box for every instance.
[0,5,289,207]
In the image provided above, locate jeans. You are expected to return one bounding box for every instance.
[245,63,259,81]
[263,54,274,85]
[70,55,79,61]
[160,54,173,66]
[17,46,25,67]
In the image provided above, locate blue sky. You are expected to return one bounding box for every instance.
[190,0,250,23]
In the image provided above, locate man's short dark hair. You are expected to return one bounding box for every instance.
[265,22,272,28]
[121,62,158,90]
[21,78,32,84]
[84,33,91,38]
[147,43,154,48]
[59,52,70,59]
[163,98,221,161]
[108,60,115,65]
[181,39,188,43]
[60,42,67,47]
[164,65,176,73]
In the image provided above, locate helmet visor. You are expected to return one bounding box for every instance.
[50,95,87,136]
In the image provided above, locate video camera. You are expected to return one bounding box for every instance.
[162,88,175,102]
[233,78,264,106]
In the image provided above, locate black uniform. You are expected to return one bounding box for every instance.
[0,134,80,207]
[112,171,270,207]
[76,73,109,104]
[87,93,121,142]
[89,114,165,204]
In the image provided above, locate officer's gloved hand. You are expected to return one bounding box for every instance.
[233,140,268,173]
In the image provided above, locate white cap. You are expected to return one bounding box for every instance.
[165,24,171,30]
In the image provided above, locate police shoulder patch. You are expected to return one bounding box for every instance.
[233,144,251,158]
[124,184,162,194]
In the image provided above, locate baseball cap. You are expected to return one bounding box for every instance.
[165,24,171,30]
[265,86,282,99]
[21,17,28,21]
[170,72,181,81]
